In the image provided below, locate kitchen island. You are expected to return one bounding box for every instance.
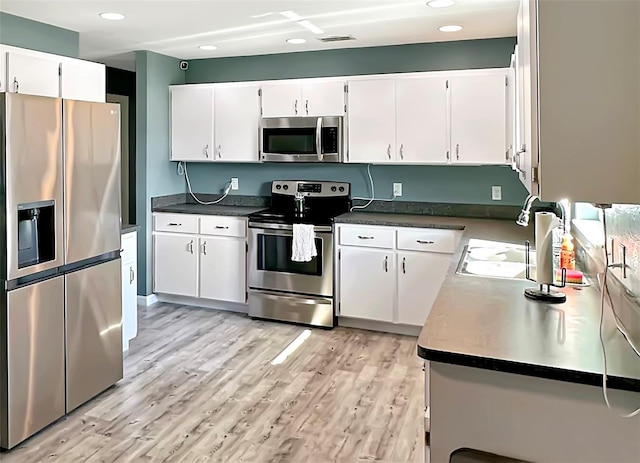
[417,219,640,463]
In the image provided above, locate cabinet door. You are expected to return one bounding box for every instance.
[199,237,246,303]
[261,83,301,117]
[0,47,6,93]
[347,80,396,163]
[396,78,448,164]
[153,234,198,297]
[60,61,105,102]
[339,247,394,322]
[170,87,214,161]
[302,81,345,116]
[450,74,507,165]
[121,260,137,351]
[397,251,451,326]
[6,52,60,98]
[214,85,260,162]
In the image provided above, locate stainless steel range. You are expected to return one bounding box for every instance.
[248,180,351,328]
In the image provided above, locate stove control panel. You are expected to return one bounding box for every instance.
[271,180,350,197]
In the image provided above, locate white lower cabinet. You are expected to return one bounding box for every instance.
[121,230,138,352]
[153,233,199,297]
[397,251,451,326]
[337,224,460,330]
[153,214,248,305]
[339,247,395,322]
[199,237,246,303]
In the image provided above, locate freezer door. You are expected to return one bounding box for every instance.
[1,276,65,449]
[3,93,64,280]
[65,259,123,412]
[64,100,121,264]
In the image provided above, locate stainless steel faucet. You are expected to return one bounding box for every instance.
[516,194,568,233]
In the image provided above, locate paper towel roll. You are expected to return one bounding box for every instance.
[534,211,561,285]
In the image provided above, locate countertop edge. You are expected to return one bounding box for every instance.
[417,345,640,393]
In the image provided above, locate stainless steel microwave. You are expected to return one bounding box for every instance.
[260,116,343,163]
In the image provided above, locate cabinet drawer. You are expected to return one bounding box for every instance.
[154,214,199,234]
[200,216,246,238]
[339,226,394,249]
[121,231,137,264]
[397,228,458,254]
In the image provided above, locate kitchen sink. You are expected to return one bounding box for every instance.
[456,239,536,281]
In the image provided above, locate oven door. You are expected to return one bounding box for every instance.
[260,116,342,163]
[248,223,333,297]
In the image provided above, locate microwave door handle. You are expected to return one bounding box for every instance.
[316,117,323,162]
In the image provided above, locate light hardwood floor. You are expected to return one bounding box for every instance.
[2,303,424,463]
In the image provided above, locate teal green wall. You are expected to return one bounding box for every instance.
[185,37,526,206]
[136,51,186,295]
[0,12,79,57]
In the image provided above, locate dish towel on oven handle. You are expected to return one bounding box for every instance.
[291,223,317,262]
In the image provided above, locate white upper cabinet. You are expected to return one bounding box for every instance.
[170,86,214,162]
[347,79,396,163]
[6,52,60,98]
[301,81,345,116]
[260,82,301,117]
[60,61,105,102]
[450,73,508,165]
[214,84,260,162]
[261,80,345,117]
[396,77,449,164]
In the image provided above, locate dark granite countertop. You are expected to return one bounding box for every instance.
[122,224,139,234]
[411,217,640,392]
[152,203,266,217]
[335,212,466,229]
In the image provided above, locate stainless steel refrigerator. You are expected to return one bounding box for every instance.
[0,93,123,450]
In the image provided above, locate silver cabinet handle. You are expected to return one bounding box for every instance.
[168,222,182,226]
[215,225,229,229]
[446,150,450,161]
[417,240,435,244]
[402,257,406,274]
[188,240,194,254]
[202,241,207,256]
[387,144,391,159]
[384,256,389,272]
[204,144,209,158]
[619,243,627,279]
[399,144,404,160]
[305,100,309,115]
[217,145,222,159]
[129,266,134,284]
[13,77,19,93]
[357,235,374,240]
[456,144,460,160]
[294,99,298,115]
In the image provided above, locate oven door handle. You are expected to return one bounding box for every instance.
[316,117,323,162]
[249,221,332,233]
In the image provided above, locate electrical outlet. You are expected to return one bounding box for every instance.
[231,178,239,190]
[491,185,502,201]
[393,183,403,197]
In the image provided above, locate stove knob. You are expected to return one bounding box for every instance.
[331,186,337,192]
[283,184,289,190]
[276,184,282,190]
[339,186,345,192]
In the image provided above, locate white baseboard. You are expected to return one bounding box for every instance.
[338,317,422,337]
[156,293,249,314]
[137,294,159,306]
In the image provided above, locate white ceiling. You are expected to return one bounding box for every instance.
[0,0,519,70]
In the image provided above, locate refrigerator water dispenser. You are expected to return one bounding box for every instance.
[17,200,55,268]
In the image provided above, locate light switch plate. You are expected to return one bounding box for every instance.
[491,185,502,201]
[231,178,239,190]
[393,183,403,197]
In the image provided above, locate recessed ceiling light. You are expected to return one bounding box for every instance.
[427,0,455,8]
[99,12,125,21]
[287,38,307,45]
[199,45,218,51]
[439,25,463,32]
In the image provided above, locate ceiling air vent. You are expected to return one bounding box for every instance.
[317,35,356,43]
